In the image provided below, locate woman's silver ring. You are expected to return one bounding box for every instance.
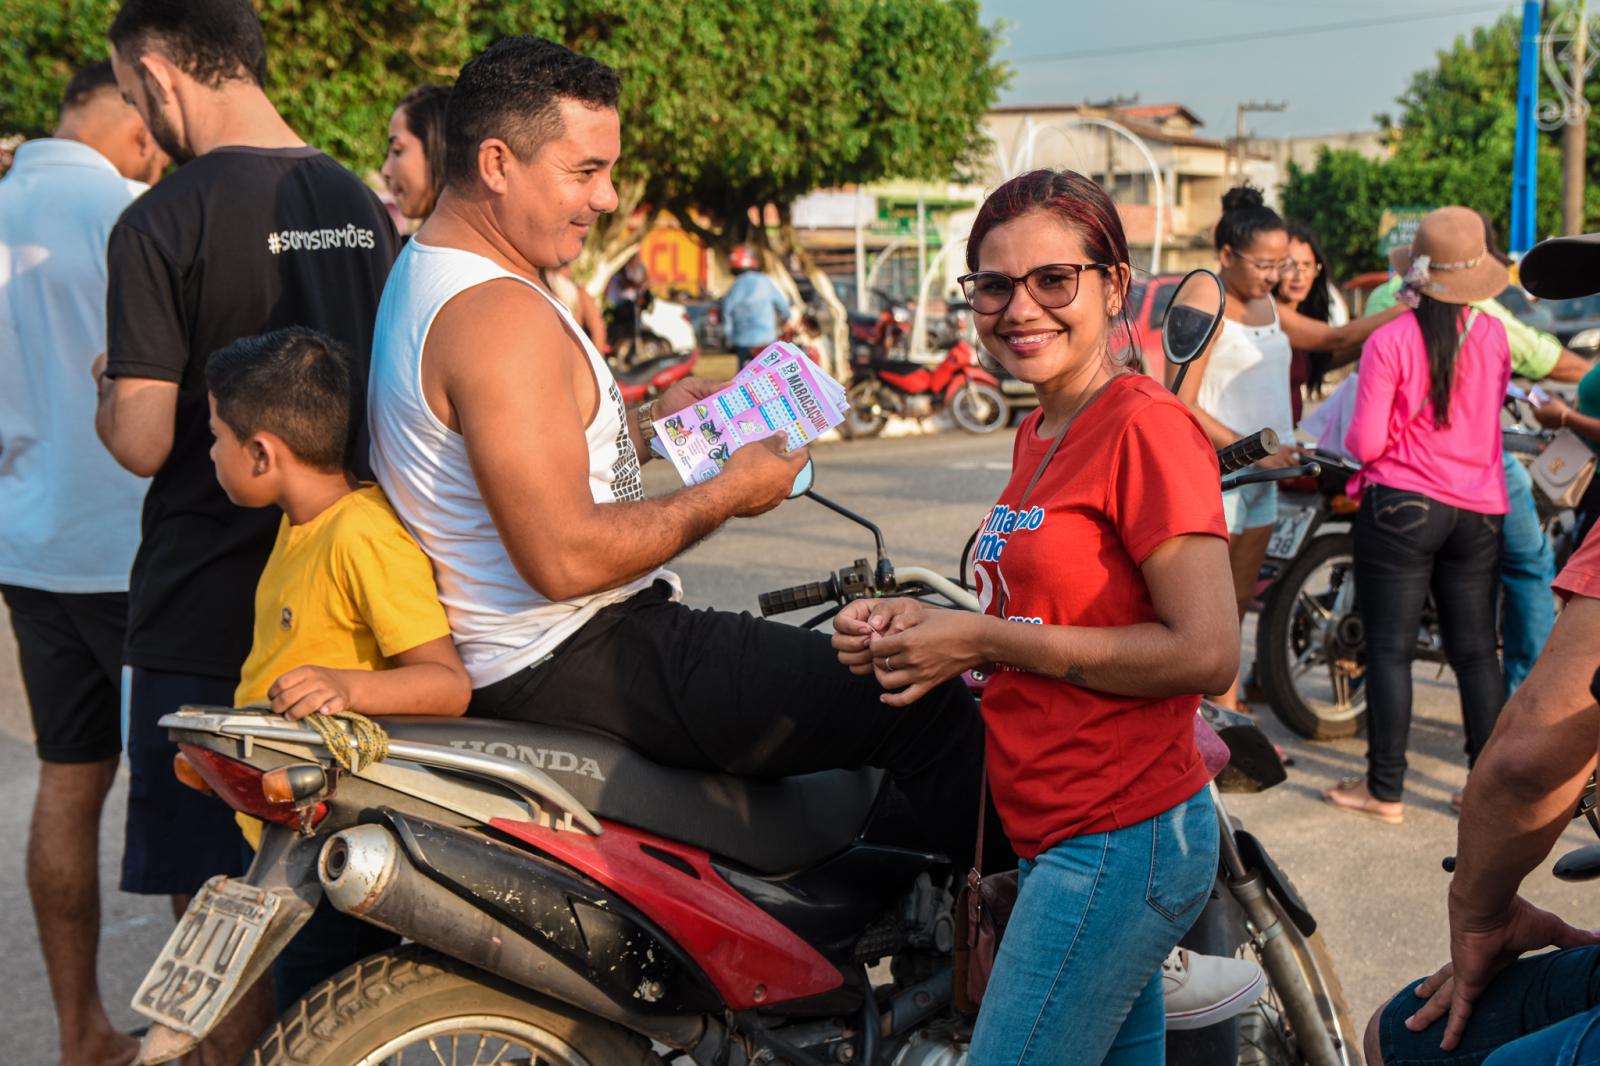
[884,656,895,672]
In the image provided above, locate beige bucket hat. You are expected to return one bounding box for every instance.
[1387,206,1509,305]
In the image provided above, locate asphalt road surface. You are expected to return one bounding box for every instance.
[3,427,1593,1063]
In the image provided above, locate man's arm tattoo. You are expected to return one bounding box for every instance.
[1063,664,1086,685]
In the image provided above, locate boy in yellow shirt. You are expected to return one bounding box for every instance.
[206,326,469,718]
[206,326,470,1009]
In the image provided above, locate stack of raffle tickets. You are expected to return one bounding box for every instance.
[653,342,849,484]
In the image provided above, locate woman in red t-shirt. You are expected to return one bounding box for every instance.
[832,170,1240,1063]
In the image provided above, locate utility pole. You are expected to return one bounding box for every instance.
[1234,100,1286,183]
[1564,0,1590,234]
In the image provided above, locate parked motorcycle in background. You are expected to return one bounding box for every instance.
[1253,402,1566,740]
[843,338,1008,438]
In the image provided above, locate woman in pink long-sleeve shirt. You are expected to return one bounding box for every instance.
[1325,206,1511,825]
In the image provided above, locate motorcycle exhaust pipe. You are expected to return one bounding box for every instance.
[319,825,704,1048]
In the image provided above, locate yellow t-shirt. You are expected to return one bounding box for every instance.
[234,484,452,707]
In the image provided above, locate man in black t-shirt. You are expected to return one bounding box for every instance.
[94,0,396,1052]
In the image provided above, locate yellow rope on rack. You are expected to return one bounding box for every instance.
[304,710,389,773]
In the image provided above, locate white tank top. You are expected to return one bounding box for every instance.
[368,240,677,688]
[1197,303,1296,444]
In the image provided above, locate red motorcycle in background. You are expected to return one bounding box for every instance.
[843,339,1008,438]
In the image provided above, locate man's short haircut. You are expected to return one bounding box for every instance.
[444,36,620,188]
[206,328,356,472]
[109,0,267,89]
[62,61,119,112]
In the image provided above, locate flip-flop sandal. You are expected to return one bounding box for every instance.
[1323,776,1404,824]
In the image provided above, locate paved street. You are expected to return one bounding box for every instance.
[3,427,1594,1063]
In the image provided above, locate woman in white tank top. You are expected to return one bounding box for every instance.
[1173,186,1402,711]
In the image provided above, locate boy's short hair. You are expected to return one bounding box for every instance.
[206,328,356,472]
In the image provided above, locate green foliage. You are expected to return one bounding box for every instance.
[1,0,1003,224]
[1284,1,1600,279]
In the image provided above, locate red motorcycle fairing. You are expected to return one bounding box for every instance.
[876,367,932,394]
[491,816,845,1010]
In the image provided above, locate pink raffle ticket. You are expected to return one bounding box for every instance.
[652,342,849,485]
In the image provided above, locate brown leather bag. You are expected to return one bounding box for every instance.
[952,768,1018,1011]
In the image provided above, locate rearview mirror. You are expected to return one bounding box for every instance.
[788,459,815,499]
[1162,269,1225,394]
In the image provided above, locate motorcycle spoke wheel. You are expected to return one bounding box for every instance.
[949,382,1007,434]
[1233,899,1357,1066]
[1256,534,1365,740]
[360,1017,585,1066]
[248,947,660,1066]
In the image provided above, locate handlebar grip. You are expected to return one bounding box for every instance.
[758,579,838,617]
[1216,429,1281,476]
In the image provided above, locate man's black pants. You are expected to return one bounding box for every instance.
[470,582,988,866]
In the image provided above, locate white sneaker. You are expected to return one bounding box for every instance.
[1162,947,1267,1030]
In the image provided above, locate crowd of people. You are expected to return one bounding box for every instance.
[9,2,1600,1066]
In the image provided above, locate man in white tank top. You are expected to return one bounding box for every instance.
[368,37,984,866]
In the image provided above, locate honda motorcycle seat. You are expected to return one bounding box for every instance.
[378,716,885,875]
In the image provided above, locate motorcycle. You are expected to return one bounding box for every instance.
[1253,413,1564,741]
[128,274,1352,1066]
[608,287,700,366]
[843,340,1008,439]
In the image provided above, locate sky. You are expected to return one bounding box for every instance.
[979,0,1521,139]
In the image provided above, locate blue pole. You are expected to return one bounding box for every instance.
[1511,1,1541,254]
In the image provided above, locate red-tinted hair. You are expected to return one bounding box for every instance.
[966,169,1132,276]
[966,169,1136,360]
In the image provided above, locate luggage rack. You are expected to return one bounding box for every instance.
[159,706,603,835]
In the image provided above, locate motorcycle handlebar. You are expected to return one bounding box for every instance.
[759,577,840,617]
[1222,462,1322,492]
[1216,429,1281,476]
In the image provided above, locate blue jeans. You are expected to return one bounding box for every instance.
[1379,947,1600,1064]
[968,788,1219,1066]
[1500,451,1555,697]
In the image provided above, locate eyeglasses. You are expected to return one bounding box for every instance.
[957,263,1112,315]
[1237,254,1293,275]
[1281,260,1321,277]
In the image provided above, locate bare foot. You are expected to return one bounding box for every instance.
[62,1028,139,1066]
[1323,777,1404,824]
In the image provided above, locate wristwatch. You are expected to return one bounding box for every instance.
[635,400,659,460]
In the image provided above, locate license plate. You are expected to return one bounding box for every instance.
[132,875,279,1037]
[1266,506,1316,560]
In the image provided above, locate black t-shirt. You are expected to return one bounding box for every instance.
[105,146,398,678]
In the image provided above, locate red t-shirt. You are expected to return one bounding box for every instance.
[973,374,1229,859]
[1554,531,1600,601]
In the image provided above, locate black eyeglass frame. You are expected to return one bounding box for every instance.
[956,262,1114,315]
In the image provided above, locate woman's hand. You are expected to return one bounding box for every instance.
[866,608,988,707]
[1257,448,1300,470]
[1531,395,1571,430]
[832,597,931,676]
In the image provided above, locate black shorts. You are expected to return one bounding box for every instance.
[1,584,126,763]
[120,666,247,896]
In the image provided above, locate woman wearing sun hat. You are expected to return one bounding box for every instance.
[1323,206,1512,824]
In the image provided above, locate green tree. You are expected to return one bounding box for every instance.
[2,0,1003,372]
[1283,2,1592,278]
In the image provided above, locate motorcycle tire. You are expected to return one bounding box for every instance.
[949,381,1008,434]
[246,945,661,1066]
[1256,533,1365,741]
[1180,883,1358,1066]
[1237,903,1357,1066]
[845,380,889,439]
